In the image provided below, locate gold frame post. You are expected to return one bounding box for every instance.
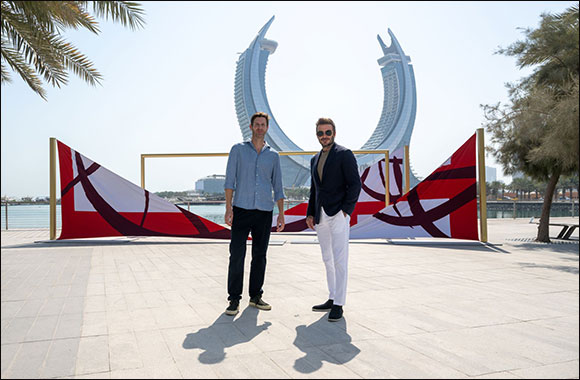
[477,128,488,243]
[404,145,410,194]
[49,137,57,240]
[141,154,145,189]
[384,150,390,207]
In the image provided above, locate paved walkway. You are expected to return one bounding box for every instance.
[1,218,578,379]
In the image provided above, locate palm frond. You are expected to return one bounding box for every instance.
[1,0,144,99]
[49,34,102,86]
[88,1,145,30]
[2,10,70,87]
[1,60,12,83]
[1,36,47,99]
[51,1,100,34]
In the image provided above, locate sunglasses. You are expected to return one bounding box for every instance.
[316,130,333,137]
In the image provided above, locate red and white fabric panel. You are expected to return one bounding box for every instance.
[274,147,405,232]
[349,134,478,240]
[57,140,231,240]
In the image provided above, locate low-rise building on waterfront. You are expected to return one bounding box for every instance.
[195,174,226,194]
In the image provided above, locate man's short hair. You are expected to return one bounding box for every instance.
[316,117,335,133]
[251,112,270,126]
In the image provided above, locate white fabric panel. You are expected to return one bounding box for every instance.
[72,151,179,213]
[272,214,314,231]
[356,214,374,224]
[349,198,451,239]
[358,160,385,202]
[358,147,404,202]
[73,151,96,212]
[388,147,404,196]
[147,192,182,213]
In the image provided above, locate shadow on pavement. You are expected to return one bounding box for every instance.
[293,314,360,373]
[517,262,579,275]
[3,238,285,249]
[182,307,270,364]
[2,240,231,249]
[350,240,511,254]
[510,242,579,254]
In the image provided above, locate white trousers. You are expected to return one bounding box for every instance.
[316,208,350,306]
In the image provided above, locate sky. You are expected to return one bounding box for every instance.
[1,1,574,198]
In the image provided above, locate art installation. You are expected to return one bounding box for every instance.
[349,134,478,240]
[274,147,405,232]
[56,140,231,240]
[235,16,420,188]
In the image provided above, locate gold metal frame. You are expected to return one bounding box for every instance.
[404,145,410,194]
[140,149,401,208]
[477,128,488,243]
[49,137,57,240]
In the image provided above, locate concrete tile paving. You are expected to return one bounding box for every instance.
[1,218,578,378]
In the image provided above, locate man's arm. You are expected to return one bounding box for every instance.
[224,146,237,226]
[272,154,285,232]
[225,188,234,226]
[272,154,285,204]
[306,158,316,230]
[341,150,362,216]
[276,198,285,232]
[306,157,316,218]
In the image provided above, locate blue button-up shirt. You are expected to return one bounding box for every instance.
[224,141,285,212]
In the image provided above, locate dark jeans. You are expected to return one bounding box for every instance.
[227,206,273,301]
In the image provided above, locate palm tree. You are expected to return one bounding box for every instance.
[488,181,502,200]
[1,1,145,100]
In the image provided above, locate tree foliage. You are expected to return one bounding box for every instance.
[484,78,579,180]
[482,3,579,242]
[497,4,579,90]
[1,1,145,100]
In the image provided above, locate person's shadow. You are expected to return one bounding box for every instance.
[182,306,271,364]
[293,314,360,373]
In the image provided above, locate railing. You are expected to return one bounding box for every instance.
[1,203,62,230]
[485,200,578,219]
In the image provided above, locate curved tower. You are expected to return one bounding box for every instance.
[234,16,311,187]
[358,29,420,187]
[234,17,420,188]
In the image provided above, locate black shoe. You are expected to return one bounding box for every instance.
[312,299,333,312]
[249,296,272,310]
[225,300,239,316]
[328,305,343,322]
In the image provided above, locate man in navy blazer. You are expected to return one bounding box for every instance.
[306,117,361,322]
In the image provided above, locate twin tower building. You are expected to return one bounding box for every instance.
[234,16,420,188]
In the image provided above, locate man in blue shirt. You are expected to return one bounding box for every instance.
[224,112,285,316]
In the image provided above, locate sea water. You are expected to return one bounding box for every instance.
[1,202,576,230]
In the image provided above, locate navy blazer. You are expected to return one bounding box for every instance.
[307,143,362,224]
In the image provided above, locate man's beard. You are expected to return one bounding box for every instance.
[253,132,266,139]
[321,137,334,148]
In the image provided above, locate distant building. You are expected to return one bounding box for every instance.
[485,166,497,183]
[195,174,226,194]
